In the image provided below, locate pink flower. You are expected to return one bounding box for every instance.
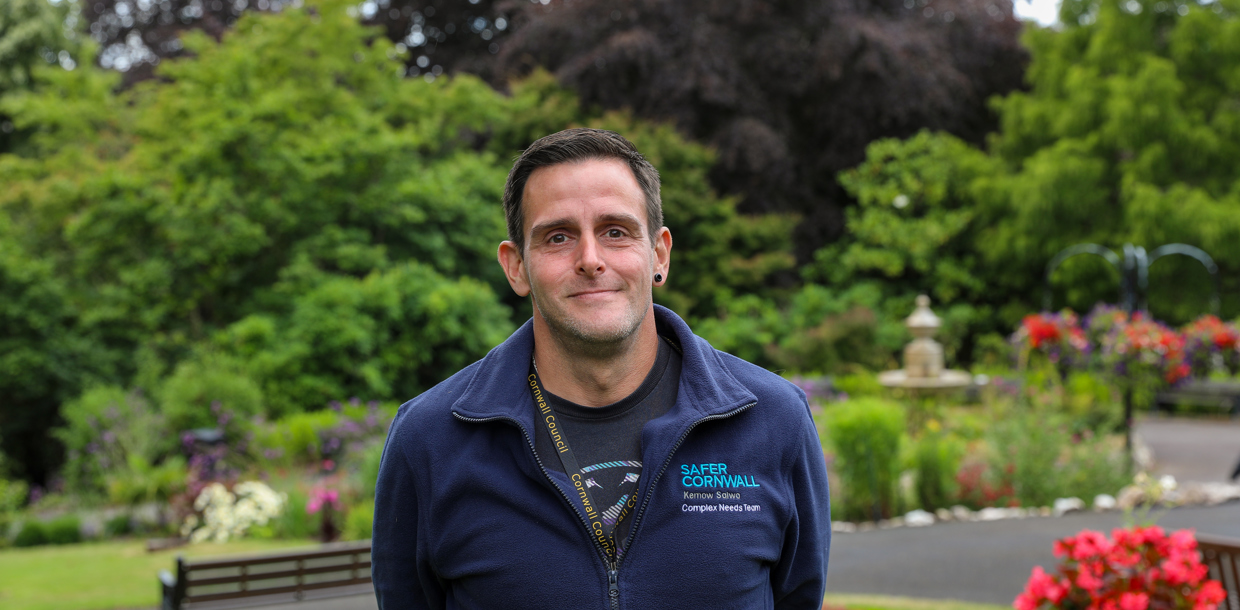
[306,486,342,515]
[1118,592,1149,610]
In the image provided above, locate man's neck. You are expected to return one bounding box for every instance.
[531,310,660,408]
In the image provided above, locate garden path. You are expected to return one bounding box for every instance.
[1136,415,1240,483]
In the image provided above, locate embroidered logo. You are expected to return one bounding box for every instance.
[679,462,763,514]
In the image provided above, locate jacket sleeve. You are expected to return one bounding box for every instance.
[372,413,445,610]
[771,395,832,610]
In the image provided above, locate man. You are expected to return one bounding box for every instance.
[372,128,830,609]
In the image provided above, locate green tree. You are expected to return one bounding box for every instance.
[1,0,792,482]
[825,0,1240,356]
[0,0,77,153]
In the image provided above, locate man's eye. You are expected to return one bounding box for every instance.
[549,234,567,244]
[607,229,624,238]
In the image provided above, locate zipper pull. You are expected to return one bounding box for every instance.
[607,568,619,600]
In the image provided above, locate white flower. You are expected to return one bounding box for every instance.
[184,481,287,543]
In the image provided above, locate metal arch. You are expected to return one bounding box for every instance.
[1044,244,1122,311]
[1148,243,1221,314]
[1125,244,1149,313]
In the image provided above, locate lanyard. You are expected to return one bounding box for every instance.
[528,362,630,561]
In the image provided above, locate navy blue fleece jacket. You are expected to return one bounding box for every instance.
[371,305,831,609]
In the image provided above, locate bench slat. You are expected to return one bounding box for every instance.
[187,561,372,589]
[186,576,373,604]
[185,544,370,570]
[1199,535,1240,610]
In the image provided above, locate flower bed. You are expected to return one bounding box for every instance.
[1015,526,1225,610]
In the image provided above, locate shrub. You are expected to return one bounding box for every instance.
[45,516,82,545]
[1059,434,1130,501]
[257,411,342,467]
[832,371,884,399]
[0,477,26,512]
[53,386,171,494]
[271,489,315,540]
[342,500,374,541]
[825,398,905,521]
[14,520,47,547]
[989,411,1069,507]
[104,513,131,538]
[1062,371,1122,434]
[157,356,264,434]
[359,443,384,500]
[912,428,964,512]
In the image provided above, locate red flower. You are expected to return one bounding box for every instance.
[1016,527,1224,609]
[1024,314,1062,348]
[1117,592,1148,610]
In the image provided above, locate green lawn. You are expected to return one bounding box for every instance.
[825,593,1010,610]
[0,538,315,610]
[0,539,1013,610]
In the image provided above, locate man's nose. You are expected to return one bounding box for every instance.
[576,234,605,277]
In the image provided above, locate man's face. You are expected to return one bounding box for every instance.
[498,158,671,350]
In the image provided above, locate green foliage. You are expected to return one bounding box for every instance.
[45,515,82,545]
[828,2,1240,354]
[358,443,384,500]
[1062,371,1124,433]
[1059,434,1132,501]
[53,387,170,495]
[0,475,26,546]
[105,455,187,508]
[13,519,46,547]
[0,0,793,483]
[342,499,374,541]
[824,398,906,521]
[157,356,263,432]
[271,489,314,540]
[0,0,75,145]
[0,476,26,513]
[257,411,341,466]
[989,412,1068,507]
[832,371,885,398]
[217,264,513,415]
[696,284,898,374]
[103,513,131,538]
[912,429,965,512]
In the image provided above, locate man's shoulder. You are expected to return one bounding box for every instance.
[388,359,486,440]
[708,343,809,413]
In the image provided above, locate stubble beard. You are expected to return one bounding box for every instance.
[531,291,649,359]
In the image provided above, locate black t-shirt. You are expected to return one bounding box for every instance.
[532,336,682,549]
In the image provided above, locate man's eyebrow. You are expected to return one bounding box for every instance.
[529,217,576,239]
[528,213,644,239]
[596,213,644,231]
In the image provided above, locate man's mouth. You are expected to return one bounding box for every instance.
[568,288,621,298]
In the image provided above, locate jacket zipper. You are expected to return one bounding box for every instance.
[452,413,618,608]
[455,401,756,610]
[619,402,757,558]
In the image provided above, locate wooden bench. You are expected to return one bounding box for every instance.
[1155,379,1240,418]
[160,540,372,610]
[1200,534,1240,610]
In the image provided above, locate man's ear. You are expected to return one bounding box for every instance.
[498,240,531,297]
[653,226,672,285]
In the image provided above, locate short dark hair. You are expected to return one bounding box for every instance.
[502,128,662,253]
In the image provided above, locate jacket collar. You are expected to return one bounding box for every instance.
[451,305,757,427]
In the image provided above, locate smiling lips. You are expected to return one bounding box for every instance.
[568,287,623,299]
